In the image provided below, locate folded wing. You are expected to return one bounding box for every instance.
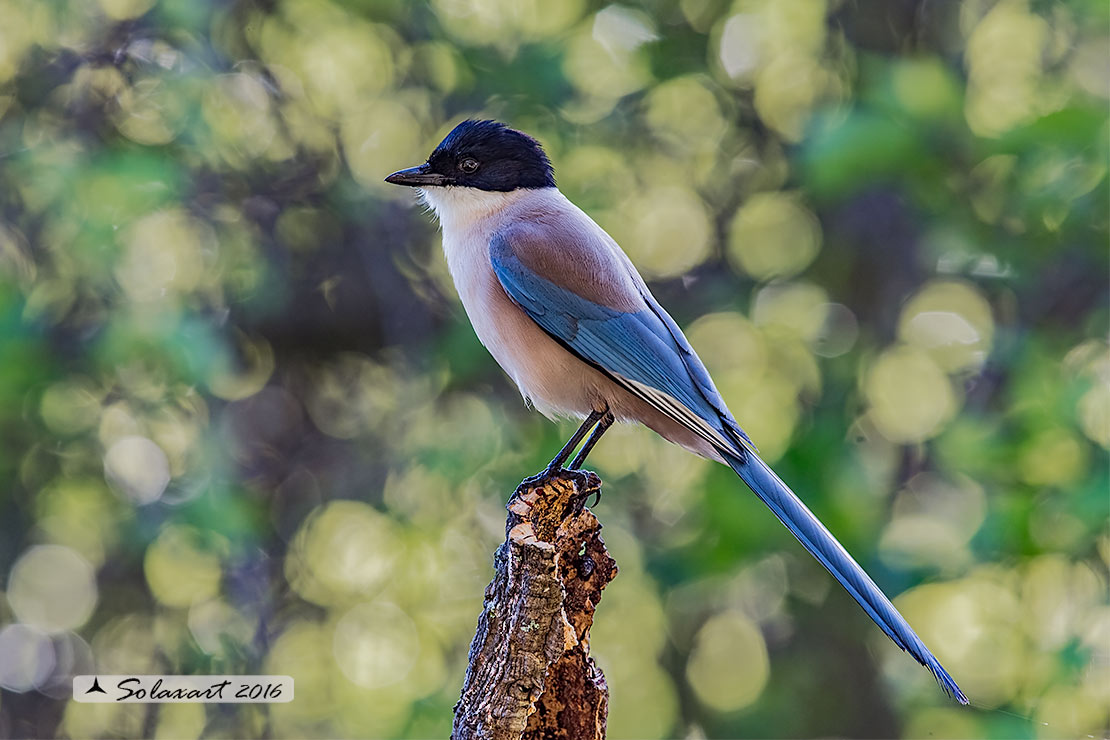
[489,226,968,704]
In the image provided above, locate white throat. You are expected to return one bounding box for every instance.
[418,186,536,233]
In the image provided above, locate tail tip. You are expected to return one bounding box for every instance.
[931,664,969,705]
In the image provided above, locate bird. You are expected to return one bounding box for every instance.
[385,119,968,704]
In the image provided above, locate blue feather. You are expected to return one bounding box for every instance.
[724,449,968,704]
[489,230,968,704]
[491,234,734,443]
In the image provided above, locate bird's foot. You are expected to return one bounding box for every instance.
[585,484,602,509]
[523,464,598,489]
[518,466,602,515]
[521,463,566,488]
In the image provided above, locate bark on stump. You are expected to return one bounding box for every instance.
[452,470,617,740]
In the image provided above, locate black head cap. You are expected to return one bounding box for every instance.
[385,120,555,192]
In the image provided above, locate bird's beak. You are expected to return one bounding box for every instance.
[384,163,449,187]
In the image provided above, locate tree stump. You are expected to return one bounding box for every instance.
[452,470,618,740]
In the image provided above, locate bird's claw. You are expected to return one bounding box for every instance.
[519,466,602,514]
[586,485,602,508]
[522,464,565,487]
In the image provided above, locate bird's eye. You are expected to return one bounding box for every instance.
[458,157,479,174]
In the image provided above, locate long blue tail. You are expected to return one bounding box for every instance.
[724,449,968,704]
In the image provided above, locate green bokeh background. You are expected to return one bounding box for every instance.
[0,0,1107,738]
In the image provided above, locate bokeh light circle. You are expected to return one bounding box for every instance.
[727,192,821,280]
[686,610,769,711]
[0,624,55,692]
[104,435,171,505]
[624,186,713,279]
[866,346,957,443]
[333,601,420,688]
[144,525,224,607]
[898,280,994,372]
[8,545,98,633]
[286,500,402,606]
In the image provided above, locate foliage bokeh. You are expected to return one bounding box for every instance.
[0,0,1107,738]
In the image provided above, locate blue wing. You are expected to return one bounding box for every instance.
[489,229,968,704]
[490,231,750,453]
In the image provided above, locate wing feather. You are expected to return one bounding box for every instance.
[490,230,746,453]
[488,225,968,703]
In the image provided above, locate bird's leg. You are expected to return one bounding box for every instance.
[569,410,614,470]
[542,409,604,475]
[567,410,614,508]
